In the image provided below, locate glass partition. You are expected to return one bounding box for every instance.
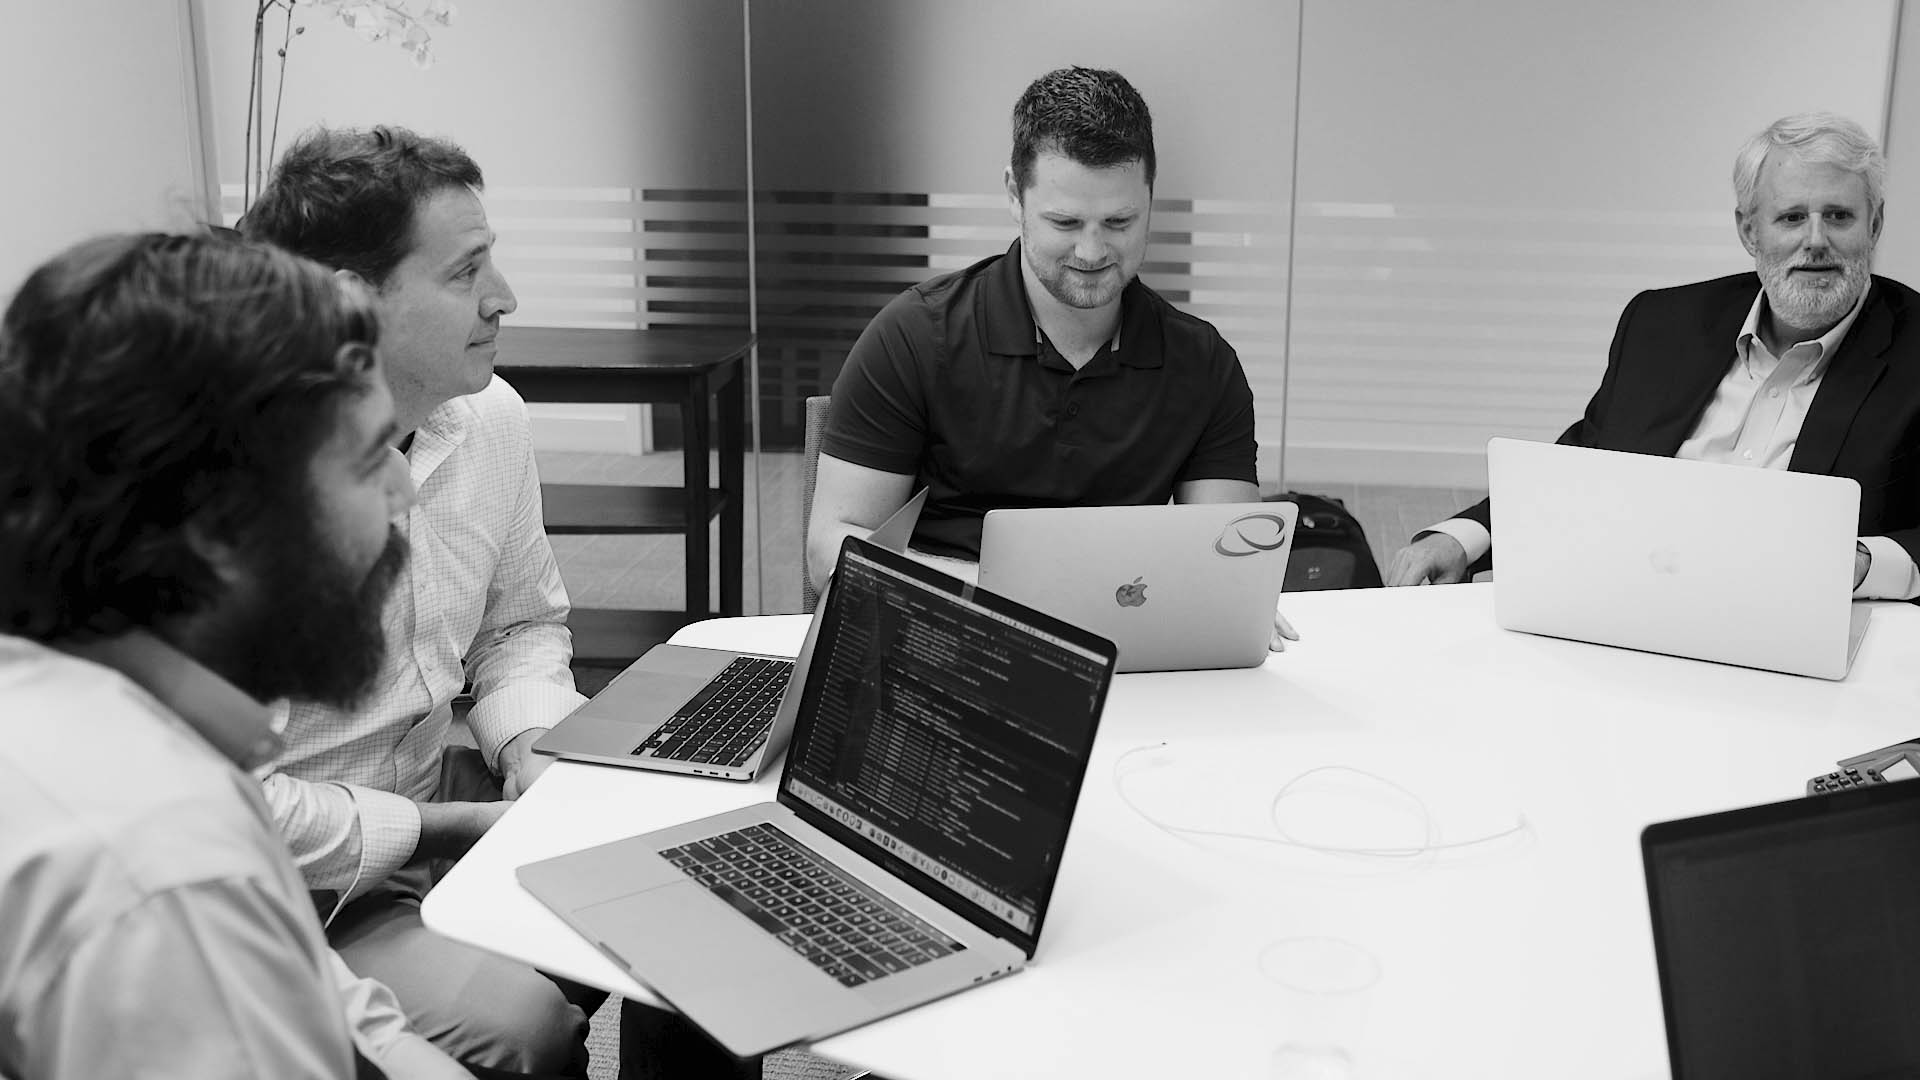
[192,0,1904,617]
[1285,0,1896,491]
[200,0,753,625]
[744,0,1303,611]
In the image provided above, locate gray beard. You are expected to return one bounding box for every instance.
[1759,255,1871,337]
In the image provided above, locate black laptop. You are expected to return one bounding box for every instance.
[1642,779,1920,1079]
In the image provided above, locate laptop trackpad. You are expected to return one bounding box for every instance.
[580,880,820,991]
[577,881,867,1051]
[517,836,685,909]
[536,668,714,756]
[590,669,714,721]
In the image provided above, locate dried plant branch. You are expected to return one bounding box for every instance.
[240,0,457,215]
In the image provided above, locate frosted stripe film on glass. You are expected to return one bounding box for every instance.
[1289,0,1897,485]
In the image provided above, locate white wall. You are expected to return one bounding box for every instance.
[2,1,213,300]
[65,2,1902,480]
[749,0,1298,200]
[1877,1,1920,284]
[745,0,1898,487]
[195,0,749,453]
[196,0,744,196]
[746,0,1302,466]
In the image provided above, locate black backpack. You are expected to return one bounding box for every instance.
[1267,492,1384,591]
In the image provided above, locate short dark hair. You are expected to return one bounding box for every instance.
[1010,66,1157,195]
[241,125,484,286]
[0,232,381,641]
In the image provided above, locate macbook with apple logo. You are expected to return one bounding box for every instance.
[1488,438,1871,680]
[976,501,1298,672]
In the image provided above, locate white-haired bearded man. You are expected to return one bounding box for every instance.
[1390,112,1920,601]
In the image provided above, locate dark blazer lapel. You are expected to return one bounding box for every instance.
[1644,291,1750,456]
[1791,279,1895,475]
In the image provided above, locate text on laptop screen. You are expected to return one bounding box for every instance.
[783,547,1110,936]
[1648,795,1920,1078]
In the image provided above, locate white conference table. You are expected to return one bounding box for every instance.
[422,583,1920,1080]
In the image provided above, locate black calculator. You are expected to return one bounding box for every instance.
[1806,736,1920,795]
[1807,764,1883,794]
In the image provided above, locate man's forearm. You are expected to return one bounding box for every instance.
[257,772,419,892]
[499,727,554,800]
[1172,477,1260,504]
[1856,534,1920,600]
[412,800,508,863]
[808,521,864,590]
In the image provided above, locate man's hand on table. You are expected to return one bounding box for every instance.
[415,800,512,863]
[1386,532,1470,586]
[500,727,553,800]
[1269,607,1300,653]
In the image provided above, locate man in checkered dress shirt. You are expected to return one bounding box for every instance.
[244,125,598,1075]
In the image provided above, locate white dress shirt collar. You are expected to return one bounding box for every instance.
[1736,280,1871,378]
[60,630,283,769]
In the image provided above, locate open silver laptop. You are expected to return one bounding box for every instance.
[518,537,1118,1058]
[975,501,1298,672]
[1489,437,1870,680]
[533,491,927,780]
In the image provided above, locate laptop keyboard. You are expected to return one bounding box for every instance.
[661,823,964,988]
[635,656,792,767]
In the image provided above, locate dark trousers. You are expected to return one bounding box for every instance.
[341,748,606,1078]
[618,999,762,1080]
[357,1050,577,1080]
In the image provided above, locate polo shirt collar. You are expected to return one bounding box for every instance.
[985,240,1160,368]
[59,629,284,769]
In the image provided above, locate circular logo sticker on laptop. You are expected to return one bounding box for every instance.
[1214,512,1291,558]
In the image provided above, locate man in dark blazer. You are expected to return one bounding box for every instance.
[1388,112,1920,601]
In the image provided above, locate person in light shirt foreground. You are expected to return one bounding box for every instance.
[0,231,475,1079]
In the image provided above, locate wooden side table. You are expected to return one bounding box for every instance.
[495,326,752,663]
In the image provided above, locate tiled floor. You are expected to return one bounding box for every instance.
[541,448,806,620]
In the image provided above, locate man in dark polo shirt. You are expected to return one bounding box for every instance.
[809,66,1269,611]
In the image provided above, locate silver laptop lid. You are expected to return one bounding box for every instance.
[867,488,927,552]
[777,537,1118,957]
[976,502,1297,672]
[1488,438,1861,679]
[784,485,929,720]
